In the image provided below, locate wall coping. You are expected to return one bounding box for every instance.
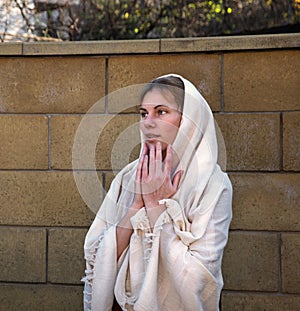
[0,33,299,56]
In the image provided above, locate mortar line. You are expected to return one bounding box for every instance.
[105,57,109,114]
[102,171,106,200]
[222,289,300,296]
[279,112,284,171]
[48,115,51,170]
[0,280,83,287]
[220,54,225,112]
[2,224,299,234]
[0,224,91,230]
[278,232,283,292]
[46,228,49,284]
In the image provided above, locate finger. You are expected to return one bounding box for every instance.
[172,170,183,191]
[164,144,173,175]
[148,144,155,176]
[142,154,149,180]
[155,141,162,175]
[142,143,148,157]
[136,145,146,182]
[136,158,143,183]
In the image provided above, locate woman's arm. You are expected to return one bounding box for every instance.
[116,204,141,259]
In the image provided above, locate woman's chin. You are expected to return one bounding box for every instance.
[145,140,168,151]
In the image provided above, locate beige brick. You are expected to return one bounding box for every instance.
[0,171,97,226]
[215,114,280,171]
[51,115,81,169]
[0,115,48,169]
[106,83,145,114]
[51,114,140,170]
[224,50,300,111]
[282,233,300,293]
[108,54,221,112]
[48,228,87,284]
[0,227,46,282]
[0,284,83,311]
[23,39,160,55]
[230,173,300,231]
[283,112,300,171]
[221,292,300,311]
[0,57,105,113]
[222,232,279,291]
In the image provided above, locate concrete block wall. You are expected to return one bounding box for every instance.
[0,34,299,310]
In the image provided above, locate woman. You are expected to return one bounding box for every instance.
[82,74,232,311]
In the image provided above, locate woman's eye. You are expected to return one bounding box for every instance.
[140,112,148,118]
[158,109,167,115]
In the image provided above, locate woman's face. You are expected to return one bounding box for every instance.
[139,88,182,151]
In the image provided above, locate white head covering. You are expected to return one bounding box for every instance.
[97,74,230,237]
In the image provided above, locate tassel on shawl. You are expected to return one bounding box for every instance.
[82,235,104,311]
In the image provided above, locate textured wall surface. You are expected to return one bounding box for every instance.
[0,34,299,310]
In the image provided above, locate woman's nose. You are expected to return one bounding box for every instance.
[143,114,156,128]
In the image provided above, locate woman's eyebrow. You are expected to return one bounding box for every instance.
[140,105,168,110]
[154,105,167,109]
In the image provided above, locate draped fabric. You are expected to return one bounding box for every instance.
[82,74,232,311]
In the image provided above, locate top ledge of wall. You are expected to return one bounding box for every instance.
[161,33,300,53]
[0,42,22,55]
[0,33,299,56]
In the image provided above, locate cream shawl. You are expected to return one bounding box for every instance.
[82,74,232,311]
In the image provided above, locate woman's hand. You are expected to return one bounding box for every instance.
[131,144,148,210]
[141,142,182,209]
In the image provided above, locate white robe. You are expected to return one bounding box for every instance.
[82,74,233,311]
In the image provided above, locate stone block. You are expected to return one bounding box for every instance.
[230,173,300,231]
[0,115,48,169]
[48,228,87,284]
[0,42,22,55]
[51,114,140,170]
[221,292,300,311]
[0,171,97,226]
[161,34,300,53]
[281,233,300,293]
[50,115,81,169]
[0,284,83,311]
[0,227,46,282]
[222,232,279,291]
[0,57,105,113]
[215,113,280,171]
[108,54,221,112]
[283,112,300,171]
[224,50,300,111]
[23,39,160,55]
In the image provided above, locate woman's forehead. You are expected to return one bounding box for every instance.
[140,89,177,108]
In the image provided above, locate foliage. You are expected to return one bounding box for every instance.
[75,0,300,40]
[1,0,299,42]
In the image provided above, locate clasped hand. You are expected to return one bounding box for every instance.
[132,142,182,210]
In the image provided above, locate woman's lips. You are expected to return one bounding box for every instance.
[145,134,160,142]
[146,134,160,138]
